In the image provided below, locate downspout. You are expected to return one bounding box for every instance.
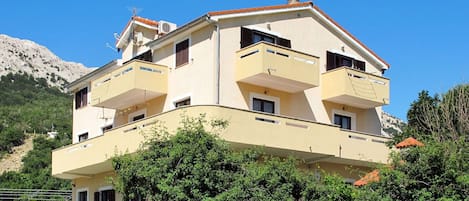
[206,15,221,104]
[215,23,220,104]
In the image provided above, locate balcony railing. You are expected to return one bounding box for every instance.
[52,105,390,179]
[236,42,320,93]
[322,67,390,108]
[90,60,168,109]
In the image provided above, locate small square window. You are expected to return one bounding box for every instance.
[78,133,89,142]
[175,98,191,108]
[334,114,351,130]
[132,114,145,122]
[102,125,113,133]
[252,98,275,114]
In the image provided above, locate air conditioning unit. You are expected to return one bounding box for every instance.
[158,20,177,34]
[134,32,143,46]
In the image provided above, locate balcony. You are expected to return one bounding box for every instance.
[52,105,390,179]
[90,60,168,109]
[322,67,390,109]
[236,42,320,93]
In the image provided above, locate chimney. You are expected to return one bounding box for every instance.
[288,0,300,4]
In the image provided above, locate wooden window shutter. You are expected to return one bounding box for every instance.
[82,87,87,107]
[109,190,115,201]
[94,192,100,201]
[176,39,189,67]
[326,52,336,71]
[75,91,80,109]
[277,37,291,48]
[354,60,366,71]
[240,27,253,48]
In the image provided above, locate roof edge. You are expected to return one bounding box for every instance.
[146,15,209,49]
[312,5,390,68]
[67,60,119,92]
[208,1,313,16]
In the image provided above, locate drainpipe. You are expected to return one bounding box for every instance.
[206,16,221,104]
[215,23,220,104]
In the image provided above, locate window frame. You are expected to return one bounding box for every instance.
[326,51,366,72]
[174,37,191,68]
[249,93,280,114]
[174,97,191,108]
[334,114,352,130]
[332,109,356,130]
[96,186,115,201]
[78,132,89,142]
[77,188,89,201]
[241,27,291,49]
[75,87,88,109]
[101,124,113,133]
[128,109,147,123]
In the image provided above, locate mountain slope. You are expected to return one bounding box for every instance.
[382,111,406,136]
[0,135,34,174]
[0,34,92,89]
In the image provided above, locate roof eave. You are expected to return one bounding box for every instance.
[67,60,120,92]
[146,15,210,49]
[311,6,390,69]
[116,20,158,49]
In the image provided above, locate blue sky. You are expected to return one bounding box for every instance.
[1,0,468,120]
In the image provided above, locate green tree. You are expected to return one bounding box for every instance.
[364,84,469,200]
[396,84,469,145]
[0,73,72,189]
[112,115,244,201]
[358,139,468,200]
[113,115,355,201]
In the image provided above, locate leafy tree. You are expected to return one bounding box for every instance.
[0,136,70,189]
[0,73,72,189]
[0,73,72,157]
[396,84,469,145]
[367,84,469,200]
[406,90,439,139]
[112,115,245,201]
[358,139,468,200]
[114,115,406,201]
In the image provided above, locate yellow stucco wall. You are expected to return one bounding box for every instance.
[73,171,122,201]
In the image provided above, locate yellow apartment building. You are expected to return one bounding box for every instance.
[52,1,391,200]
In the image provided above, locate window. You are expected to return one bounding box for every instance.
[132,114,145,121]
[78,133,88,142]
[128,109,146,123]
[94,189,115,201]
[132,50,152,62]
[252,98,275,114]
[78,190,88,201]
[102,125,113,133]
[334,114,352,130]
[175,39,189,67]
[175,98,191,108]
[241,27,291,48]
[327,51,365,71]
[75,87,88,109]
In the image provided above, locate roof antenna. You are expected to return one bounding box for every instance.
[128,7,143,17]
[105,43,118,52]
[288,0,300,4]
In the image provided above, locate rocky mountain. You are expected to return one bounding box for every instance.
[382,111,406,137]
[0,34,92,89]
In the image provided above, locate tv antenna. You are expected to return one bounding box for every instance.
[105,43,118,52]
[127,7,143,17]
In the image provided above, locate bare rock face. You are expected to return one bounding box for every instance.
[0,34,92,90]
[381,111,406,137]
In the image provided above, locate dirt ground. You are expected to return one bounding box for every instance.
[0,135,34,174]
